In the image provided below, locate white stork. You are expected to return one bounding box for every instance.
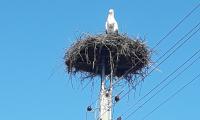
[105,9,118,34]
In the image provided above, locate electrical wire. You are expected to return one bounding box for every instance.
[120,24,200,100]
[112,21,200,88]
[140,72,200,120]
[111,3,200,87]
[123,49,200,120]
[97,23,200,120]
[152,2,200,49]
[85,3,200,119]
[111,22,200,119]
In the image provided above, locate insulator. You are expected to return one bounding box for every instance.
[117,116,122,120]
[106,92,109,97]
[115,95,120,102]
[87,106,92,111]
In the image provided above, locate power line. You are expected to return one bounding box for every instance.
[154,22,200,64]
[123,49,200,120]
[121,48,200,119]
[110,6,200,100]
[111,22,200,119]
[141,72,200,120]
[86,2,200,118]
[152,2,200,49]
[97,22,200,120]
[112,22,200,87]
[100,22,200,117]
[120,22,200,101]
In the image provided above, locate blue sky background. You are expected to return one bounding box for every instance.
[0,0,200,120]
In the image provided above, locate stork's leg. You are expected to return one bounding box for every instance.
[115,30,118,35]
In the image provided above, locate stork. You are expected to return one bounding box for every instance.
[105,9,118,34]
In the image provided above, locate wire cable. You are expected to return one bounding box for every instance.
[120,24,200,100]
[98,23,200,120]
[141,72,200,120]
[120,22,200,96]
[86,3,200,118]
[152,2,200,49]
[123,49,200,120]
[112,21,200,88]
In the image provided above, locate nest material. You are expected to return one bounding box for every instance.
[65,33,151,83]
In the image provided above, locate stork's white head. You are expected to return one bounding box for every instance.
[108,9,114,16]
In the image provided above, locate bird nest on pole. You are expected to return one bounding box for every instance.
[65,33,151,84]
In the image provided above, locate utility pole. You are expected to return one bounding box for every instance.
[99,53,113,120]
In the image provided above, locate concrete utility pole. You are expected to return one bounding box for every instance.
[99,54,113,120]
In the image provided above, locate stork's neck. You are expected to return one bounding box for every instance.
[108,14,115,20]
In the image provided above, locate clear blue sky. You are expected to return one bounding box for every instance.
[0,0,200,120]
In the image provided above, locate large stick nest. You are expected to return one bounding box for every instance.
[65,33,151,83]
